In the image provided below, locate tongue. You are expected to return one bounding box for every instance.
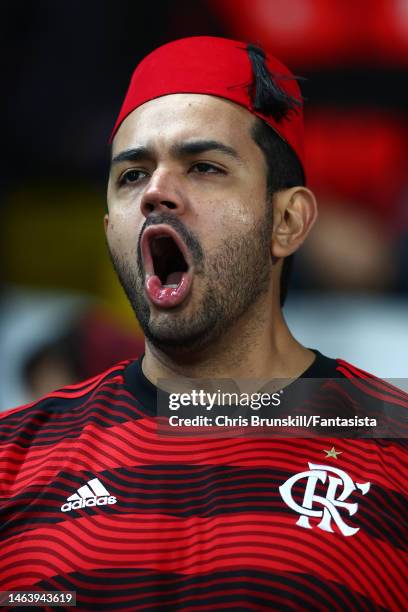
[165,271,183,286]
[145,271,192,308]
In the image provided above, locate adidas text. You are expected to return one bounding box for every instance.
[61,495,117,512]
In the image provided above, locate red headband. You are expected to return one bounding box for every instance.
[111,36,304,171]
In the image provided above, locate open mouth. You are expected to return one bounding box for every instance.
[150,235,189,287]
[141,225,194,308]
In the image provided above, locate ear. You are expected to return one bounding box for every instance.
[271,187,318,258]
[104,213,109,235]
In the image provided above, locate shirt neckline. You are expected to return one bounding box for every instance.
[123,349,340,414]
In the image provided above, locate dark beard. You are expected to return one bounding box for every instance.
[108,207,273,355]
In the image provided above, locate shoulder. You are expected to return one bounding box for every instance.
[0,359,133,430]
[0,359,142,497]
[310,349,408,406]
[308,351,408,442]
[334,357,408,407]
[331,357,408,444]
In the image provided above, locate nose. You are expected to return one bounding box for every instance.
[140,168,186,218]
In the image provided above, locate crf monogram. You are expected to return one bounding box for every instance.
[279,463,371,537]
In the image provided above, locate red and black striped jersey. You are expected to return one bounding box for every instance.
[0,351,407,610]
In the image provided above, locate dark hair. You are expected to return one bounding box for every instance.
[247,43,302,121]
[247,43,305,307]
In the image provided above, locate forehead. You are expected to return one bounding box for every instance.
[112,93,256,154]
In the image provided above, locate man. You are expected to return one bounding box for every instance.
[0,37,407,610]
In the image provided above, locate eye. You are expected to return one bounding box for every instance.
[190,162,225,174]
[118,169,149,186]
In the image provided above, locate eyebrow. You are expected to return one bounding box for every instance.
[171,140,240,160]
[111,139,241,165]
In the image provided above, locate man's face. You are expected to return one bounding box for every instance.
[107,94,273,354]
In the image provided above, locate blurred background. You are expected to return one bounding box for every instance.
[1,0,407,410]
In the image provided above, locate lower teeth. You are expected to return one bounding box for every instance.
[163,284,178,288]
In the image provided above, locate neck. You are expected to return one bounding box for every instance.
[142,292,315,385]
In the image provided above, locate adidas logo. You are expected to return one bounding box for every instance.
[61,478,117,513]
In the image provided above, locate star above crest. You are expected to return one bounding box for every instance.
[323,446,342,459]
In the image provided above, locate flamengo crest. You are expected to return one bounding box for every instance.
[279,463,370,537]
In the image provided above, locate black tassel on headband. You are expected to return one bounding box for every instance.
[247,43,302,122]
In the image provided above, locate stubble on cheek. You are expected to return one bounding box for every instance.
[107,239,149,324]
